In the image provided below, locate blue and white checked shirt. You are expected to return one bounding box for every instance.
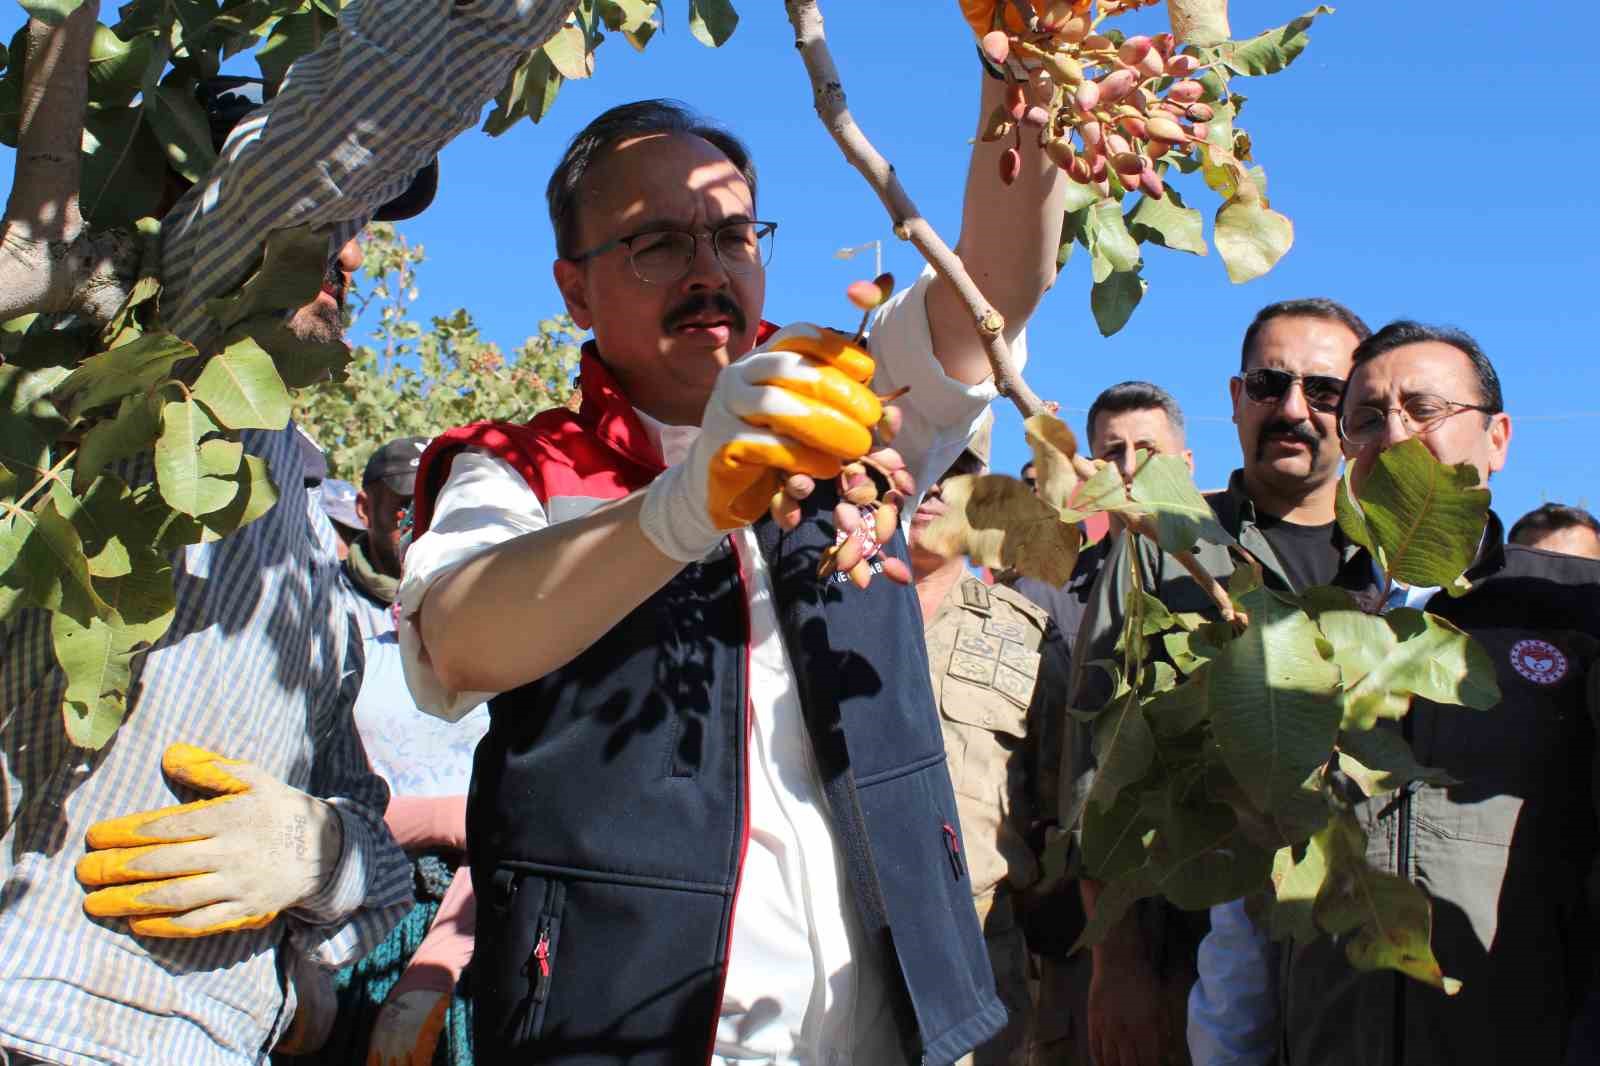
[1,0,575,1060]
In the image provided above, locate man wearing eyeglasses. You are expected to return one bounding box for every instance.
[393,71,1067,1066]
[1064,299,1370,1066]
[1269,321,1600,1066]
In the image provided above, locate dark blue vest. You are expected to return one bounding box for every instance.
[467,484,1006,1064]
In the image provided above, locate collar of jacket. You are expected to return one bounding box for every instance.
[574,343,668,475]
[1206,467,1366,589]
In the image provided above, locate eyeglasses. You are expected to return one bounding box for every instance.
[1240,367,1346,414]
[1338,393,1497,446]
[570,220,778,285]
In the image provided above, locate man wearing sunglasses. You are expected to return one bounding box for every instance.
[393,56,1067,1066]
[1063,299,1371,1066]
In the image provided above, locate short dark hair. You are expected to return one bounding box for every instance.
[1239,298,1372,371]
[1085,381,1186,446]
[546,99,758,259]
[1349,320,1503,414]
[1509,503,1600,547]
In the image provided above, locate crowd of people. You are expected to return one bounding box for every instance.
[3,1,1598,1064]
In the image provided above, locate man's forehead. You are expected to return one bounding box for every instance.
[1094,406,1178,446]
[1244,316,1357,376]
[580,132,753,226]
[1348,342,1474,399]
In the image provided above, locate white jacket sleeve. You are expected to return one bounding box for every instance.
[1188,898,1282,1066]
[397,449,548,720]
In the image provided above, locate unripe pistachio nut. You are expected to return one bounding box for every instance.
[1167,79,1204,104]
[1111,151,1145,175]
[1139,168,1164,198]
[1117,35,1152,65]
[873,504,898,544]
[1045,137,1077,168]
[1043,53,1084,86]
[1166,54,1201,77]
[879,556,912,585]
[1099,68,1138,102]
[1184,102,1215,122]
[1115,115,1147,139]
[1022,105,1050,128]
[981,30,1011,67]
[1074,81,1100,112]
[1190,121,1211,142]
[1145,114,1186,142]
[1005,82,1028,121]
[1080,119,1103,147]
[848,560,874,590]
[1137,49,1166,80]
[999,147,1023,186]
[1067,155,1092,183]
[1104,131,1132,157]
[1083,33,1113,51]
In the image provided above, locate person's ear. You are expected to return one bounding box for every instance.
[354,489,371,527]
[553,259,593,330]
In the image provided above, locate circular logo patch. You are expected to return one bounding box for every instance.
[1510,639,1568,685]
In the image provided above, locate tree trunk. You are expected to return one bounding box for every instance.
[1167,0,1230,45]
[0,0,137,327]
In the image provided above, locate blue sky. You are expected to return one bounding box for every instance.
[63,1,1600,521]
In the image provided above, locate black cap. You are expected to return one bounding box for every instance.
[362,436,431,495]
[195,76,438,221]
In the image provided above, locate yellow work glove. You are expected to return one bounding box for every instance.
[367,989,449,1066]
[640,324,881,561]
[75,743,345,937]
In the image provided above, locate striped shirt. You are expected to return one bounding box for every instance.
[2,0,576,1061]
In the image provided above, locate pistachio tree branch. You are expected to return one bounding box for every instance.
[781,0,1046,421]
[1167,0,1231,46]
[0,0,138,325]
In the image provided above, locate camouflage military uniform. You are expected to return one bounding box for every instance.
[926,575,1073,1066]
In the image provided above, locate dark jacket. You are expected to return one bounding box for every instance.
[1281,520,1600,1066]
[1064,472,1366,979]
[412,351,1006,1066]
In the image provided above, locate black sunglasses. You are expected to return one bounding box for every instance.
[1240,367,1346,414]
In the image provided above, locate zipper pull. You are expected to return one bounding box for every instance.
[527,922,553,1002]
[941,821,965,880]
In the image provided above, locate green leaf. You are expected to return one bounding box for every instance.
[1217,6,1334,77]
[256,8,318,93]
[1334,470,1374,555]
[1151,803,1275,910]
[1083,787,1156,881]
[687,0,738,47]
[1085,198,1140,276]
[231,318,351,388]
[192,336,292,429]
[1320,600,1500,730]
[1352,438,1490,593]
[1143,660,1212,737]
[1214,195,1294,283]
[10,502,112,624]
[542,20,593,79]
[0,364,68,490]
[54,331,192,419]
[19,0,89,24]
[921,473,1080,586]
[1126,186,1207,256]
[1127,452,1233,556]
[1337,726,1457,798]
[87,24,156,107]
[81,105,168,228]
[155,399,237,516]
[1090,267,1146,337]
[95,549,177,641]
[74,393,162,492]
[52,474,137,578]
[1088,684,1155,812]
[144,80,219,183]
[1060,462,1132,524]
[206,225,329,331]
[599,0,658,49]
[1208,582,1342,811]
[199,453,280,537]
[1021,411,1081,510]
[1313,812,1462,994]
[1270,832,1332,941]
[52,611,134,748]
[1057,205,1089,271]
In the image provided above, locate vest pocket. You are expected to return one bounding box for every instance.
[480,866,568,1050]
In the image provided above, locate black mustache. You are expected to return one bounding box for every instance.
[1256,419,1321,461]
[663,292,746,335]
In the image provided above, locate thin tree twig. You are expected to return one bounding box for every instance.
[782,0,1046,421]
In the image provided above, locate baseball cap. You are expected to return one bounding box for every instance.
[195,77,438,221]
[319,479,365,531]
[362,436,431,496]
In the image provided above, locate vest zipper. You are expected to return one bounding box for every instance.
[531,922,554,1004]
[941,821,965,880]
